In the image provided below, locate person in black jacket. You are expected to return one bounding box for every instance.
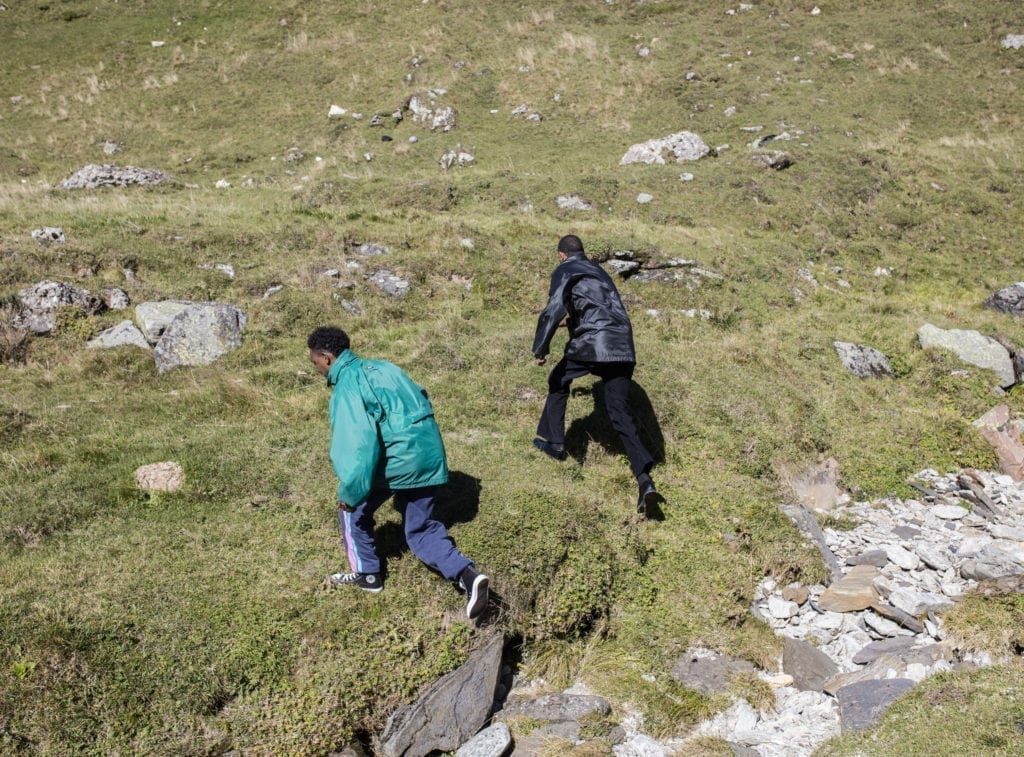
[532,234,662,515]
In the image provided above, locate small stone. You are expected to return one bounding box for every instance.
[135,461,184,492]
[932,505,968,520]
[782,585,810,605]
[883,544,920,570]
[768,596,800,619]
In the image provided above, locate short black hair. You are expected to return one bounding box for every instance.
[557,234,584,255]
[307,326,350,357]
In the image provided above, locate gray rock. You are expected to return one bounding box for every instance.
[31,227,65,244]
[102,140,124,155]
[782,637,839,692]
[556,194,592,211]
[818,565,881,612]
[356,243,390,256]
[915,543,953,572]
[671,650,757,695]
[407,91,456,132]
[637,192,653,204]
[985,283,1024,318]
[960,541,1024,580]
[917,323,1015,388]
[606,260,640,277]
[823,654,907,696]
[846,550,888,568]
[368,270,411,298]
[135,301,192,344]
[440,148,474,170]
[851,637,920,665]
[620,131,710,165]
[835,678,914,733]
[1001,34,1024,50]
[101,287,131,310]
[834,341,892,377]
[381,633,503,757]
[888,588,954,617]
[153,302,248,373]
[498,693,610,724]
[87,320,151,350]
[59,164,172,189]
[15,280,103,333]
[454,722,511,757]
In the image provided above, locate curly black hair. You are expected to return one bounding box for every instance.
[307,326,350,357]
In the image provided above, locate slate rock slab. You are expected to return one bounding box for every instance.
[135,301,192,344]
[836,678,915,733]
[782,637,839,692]
[498,693,610,724]
[380,632,503,757]
[818,565,881,612]
[671,650,757,695]
[153,302,248,373]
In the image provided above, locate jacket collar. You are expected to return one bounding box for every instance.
[326,349,358,387]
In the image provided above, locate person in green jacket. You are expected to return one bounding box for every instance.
[308,326,489,619]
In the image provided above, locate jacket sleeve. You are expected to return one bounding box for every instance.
[532,270,571,357]
[328,388,382,507]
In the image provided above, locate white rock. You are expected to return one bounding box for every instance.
[328,104,347,118]
[931,505,968,520]
[864,612,901,637]
[768,596,800,619]
[883,543,921,570]
[637,193,653,204]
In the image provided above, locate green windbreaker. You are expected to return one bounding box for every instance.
[326,350,448,506]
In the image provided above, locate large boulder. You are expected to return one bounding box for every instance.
[917,323,1015,388]
[153,303,248,373]
[15,280,104,333]
[379,632,503,757]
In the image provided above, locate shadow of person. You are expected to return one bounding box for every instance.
[375,471,482,564]
[564,380,666,466]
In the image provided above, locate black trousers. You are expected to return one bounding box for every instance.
[536,357,654,478]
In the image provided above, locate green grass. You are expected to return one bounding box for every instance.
[2,0,1024,752]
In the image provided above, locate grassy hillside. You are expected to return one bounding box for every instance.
[2,0,1024,753]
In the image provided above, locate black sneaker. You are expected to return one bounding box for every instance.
[458,565,490,620]
[329,571,383,593]
[637,481,663,517]
[533,437,567,461]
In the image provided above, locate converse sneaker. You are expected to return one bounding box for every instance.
[458,565,489,620]
[329,572,383,593]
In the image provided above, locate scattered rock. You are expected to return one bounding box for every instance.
[620,131,710,165]
[15,280,104,333]
[355,243,390,256]
[834,341,892,378]
[328,105,348,118]
[87,320,151,350]
[817,565,881,612]
[407,90,456,132]
[637,192,653,204]
[31,227,65,245]
[556,194,592,211]
[984,282,1024,318]
[368,270,411,298]
[101,288,130,310]
[440,147,474,170]
[497,693,611,732]
[135,461,184,492]
[1001,34,1024,50]
[102,141,124,155]
[59,164,172,189]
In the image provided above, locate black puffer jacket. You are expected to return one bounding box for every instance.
[532,253,636,363]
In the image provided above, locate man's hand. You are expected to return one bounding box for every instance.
[534,356,546,366]
[337,499,356,513]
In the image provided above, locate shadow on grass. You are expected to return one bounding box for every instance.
[564,381,666,469]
